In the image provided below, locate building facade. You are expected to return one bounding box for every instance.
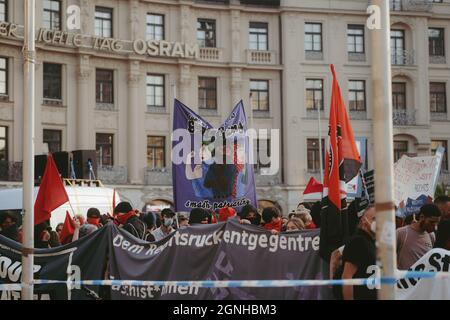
[0,0,449,214]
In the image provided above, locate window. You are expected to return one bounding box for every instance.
[43,63,62,100]
[146,14,164,41]
[95,7,113,38]
[390,0,402,11]
[249,22,268,51]
[255,138,271,169]
[306,79,324,110]
[0,57,7,96]
[43,129,62,154]
[198,77,217,110]
[391,30,405,64]
[304,23,322,52]
[432,140,448,171]
[96,69,114,104]
[147,136,166,169]
[348,80,366,111]
[430,82,447,113]
[146,74,165,108]
[250,80,269,111]
[0,0,7,22]
[96,133,113,166]
[197,19,216,48]
[0,126,7,161]
[429,28,445,57]
[392,82,406,110]
[347,25,365,53]
[307,139,325,171]
[43,0,61,30]
[394,141,408,163]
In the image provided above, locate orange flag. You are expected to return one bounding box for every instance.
[319,65,362,261]
[34,154,69,225]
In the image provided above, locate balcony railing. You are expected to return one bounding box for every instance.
[247,50,276,65]
[97,166,128,184]
[393,109,416,126]
[199,47,222,62]
[390,0,433,12]
[391,49,415,65]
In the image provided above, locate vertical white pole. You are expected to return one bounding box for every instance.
[22,0,36,301]
[371,0,397,300]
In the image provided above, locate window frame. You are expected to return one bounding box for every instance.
[0,0,8,22]
[307,138,325,172]
[43,63,62,100]
[96,69,114,104]
[429,28,445,57]
[304,23,323,53]
[43,0,61,31]
[0,125,8,161]
[147,136,166,169]
[305,79,324,111]
[197,19,216,48]
[146,13,165,41]
[0,56,8,97]
[146,74,165,108]
[95,6,113,38]
[348,80,366,111]
[430,82,447,113]
[394,140,408,163]
[250,79,269,111]
[347,24,365,54]
[392,82,407,110]
[249,22,269,51]
[198,77,217,110]
[96,133,114,167]
[43,129,62,154]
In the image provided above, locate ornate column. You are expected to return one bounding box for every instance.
[179,64,193,108]
[231,10,241,63]
[127,60,143,184]
[77,55,93,150]
[129,0,140,40]
[231,68,243,106]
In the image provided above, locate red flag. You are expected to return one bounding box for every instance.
[60,211,75,245]
[319,65,362,260]
[303,177,323,201]
[34,154,69,225]
[323,64,362,209]
[112,188,116,212]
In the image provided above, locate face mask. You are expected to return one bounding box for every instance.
[164,218,174,227]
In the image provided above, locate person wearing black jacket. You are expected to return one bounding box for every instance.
[114,202,147,240]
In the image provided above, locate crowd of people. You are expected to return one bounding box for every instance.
[0,194,449,300]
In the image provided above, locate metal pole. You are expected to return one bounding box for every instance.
[318,104,324,184]
[371,0,397,300]
[22,0,36,301]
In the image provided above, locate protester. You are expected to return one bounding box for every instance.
[34,222,51,248]
[151,208,176,241]
[0,212,19,242]
[139,212,157,241]
[309,201,322,228]
[239,204,261,226]
[434,219,450,250]
[294,206,317,229]
[114,202,147,240]
[87,208,103,228]
[218,207,237,222]
[285,217,305,232]
[48,228,61,247]
[56,223,64,236]
[74,214,86,226]
[79,224,98,239]
[341,207,377,300]
[178,213,190,228]
[262,207,282,233]
[396,204,441,270]
[189,208,210,225]
[434,195,450,221]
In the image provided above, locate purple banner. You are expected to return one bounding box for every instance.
[172,99,257,212]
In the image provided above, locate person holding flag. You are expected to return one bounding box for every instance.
[319,65,362,262]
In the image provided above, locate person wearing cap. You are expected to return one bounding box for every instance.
[151,208,176,241]
[114,201,147,240]
[178,213,190,228]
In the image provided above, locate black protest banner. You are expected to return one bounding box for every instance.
[0,225,109,300]
[109,219,332,300]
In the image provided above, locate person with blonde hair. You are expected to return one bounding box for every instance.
[285,217,305,232]
[293,206,317,229]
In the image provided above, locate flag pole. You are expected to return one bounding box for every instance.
[22,0,36,301]
[371,0,397,300]
[318,101,324,184]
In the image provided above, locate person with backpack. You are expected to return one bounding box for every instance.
[114,202,147,240]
